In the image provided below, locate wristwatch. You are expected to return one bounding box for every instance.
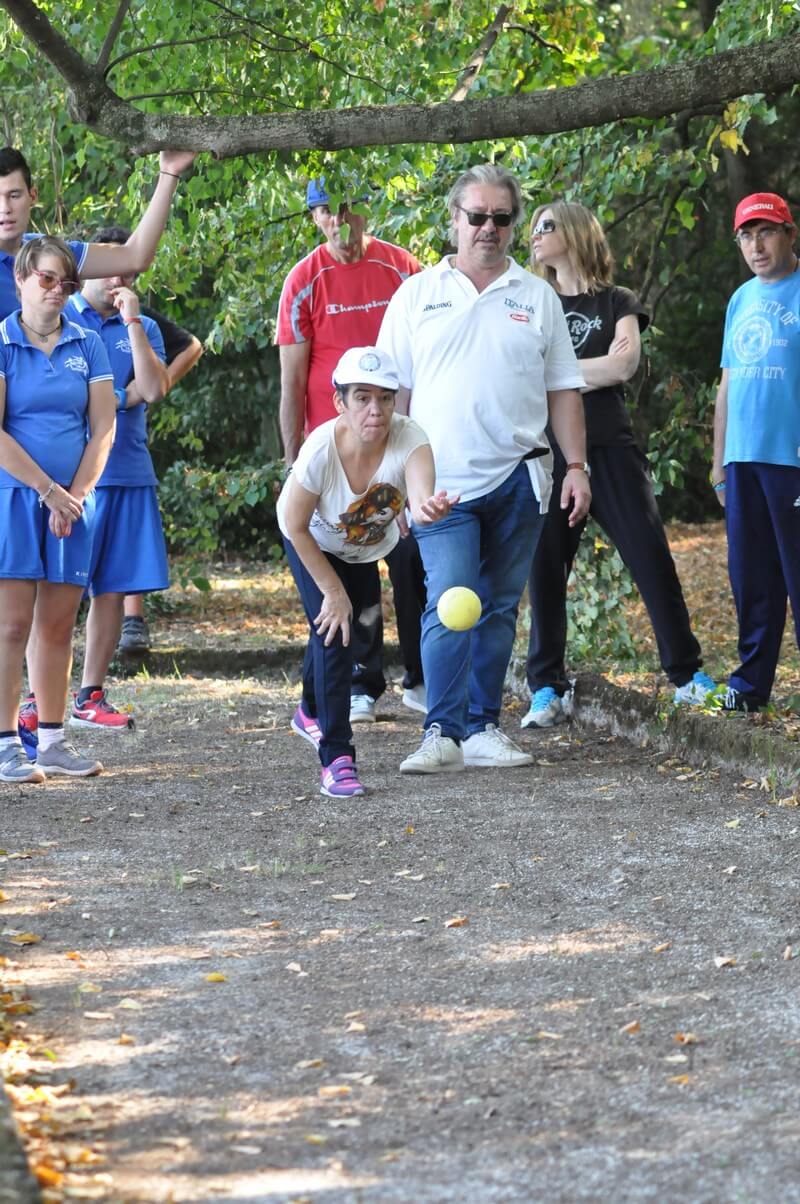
[566,461,591,478]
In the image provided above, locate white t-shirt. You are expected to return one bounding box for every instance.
[377,256,584,507]
[277,414,430,563]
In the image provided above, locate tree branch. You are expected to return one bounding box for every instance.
[105,32,249,76]
[450,5,512,103]
[1,0,798,160]
[506,21,565,56]
[96,0,132,73]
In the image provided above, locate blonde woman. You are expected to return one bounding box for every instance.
[523,200,713,728]
[0,236,115,782]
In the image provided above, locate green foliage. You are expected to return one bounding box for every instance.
[565,526,637,663]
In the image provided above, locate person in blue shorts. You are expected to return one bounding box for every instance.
[0,236,115,783]
[24,227,169,732]
[0,146,197,321]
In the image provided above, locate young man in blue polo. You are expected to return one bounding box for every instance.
[712,192,800,711]
[0,145,195,321]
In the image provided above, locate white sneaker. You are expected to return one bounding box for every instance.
[402,684,427,715]
[350,694,376,723]
[462,725,533,768]
[673,671,717,705]
[400,724,464,774]
[521,686,572,729]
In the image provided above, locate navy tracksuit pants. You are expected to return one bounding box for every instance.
[725,461,800,705]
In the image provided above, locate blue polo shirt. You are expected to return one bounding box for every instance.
[0,310,112,488]
[65,294,165,487]
[0,234,89,321]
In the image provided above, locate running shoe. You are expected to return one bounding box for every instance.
[349,694,376,723]
[521,686,571,729]
[0,743,44,784]
[320,755,364,797]
[18,693,38,733]
[70,690,134,731]
[673,671,717,705]
[462,725,533,767]
[117,616,151,654]
[36,740,103,778]
[291,704,322,750]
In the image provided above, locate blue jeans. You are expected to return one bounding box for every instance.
[412,461,545,741]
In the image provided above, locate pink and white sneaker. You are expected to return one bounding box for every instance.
[320,755,364,798]
[291,704,322,750]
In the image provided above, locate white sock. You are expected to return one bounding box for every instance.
[0,734,22,753]
[38,726,65,752]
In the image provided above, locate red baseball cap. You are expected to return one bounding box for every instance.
[733,192,794,232]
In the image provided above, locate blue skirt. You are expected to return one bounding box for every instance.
[0,487,95,585]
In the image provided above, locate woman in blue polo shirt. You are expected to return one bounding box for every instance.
[0,236,116,783]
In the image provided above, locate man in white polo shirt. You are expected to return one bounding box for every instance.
[378,163,591,773]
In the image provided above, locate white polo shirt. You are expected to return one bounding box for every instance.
[377,255,584,505]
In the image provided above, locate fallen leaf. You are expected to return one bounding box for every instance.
[261,920,282,929]
[205,972,228,983]
[65,951,84,961]
[0,890,9,902]
[330,893,357,901]
[713,956,736,969]
[286,962,303,973]
[667,1073,691,1086]
[304,1134,328,1145]
[347,1021,366,1033]
[118,1033,135,1045]
[8,932,41,945]
[328,1117,361,1128]
[239,864,260,873]
[77,982,102,994]
[231,1144,261,1155]
[620,1020,641,1035]
[663,1053,688,1064]
[674,1032,699,1045]
[536,1030,563,1041]
[318,1084,352,1098]
[444,916,469,928]
[117,998,142,1010]
[411,916,430,924]
[128,812,145,819]
[783,945,793,961]
[652,942,672,953]
[393,870,412,878]
[295,1058,325,1070]
[405,825,414,835]
[724,819,741,829]
[83,1011,114,1020]
[721,866,737,875]
[491,883,511,890]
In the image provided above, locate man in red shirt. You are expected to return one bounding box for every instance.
[277,180,425,724]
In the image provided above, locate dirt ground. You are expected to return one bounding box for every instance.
[2,670,800,1203]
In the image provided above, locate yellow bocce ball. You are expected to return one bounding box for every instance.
[437,586,482,632]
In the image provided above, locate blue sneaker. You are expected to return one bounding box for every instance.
[673,671,717,705]
[521,686,571,729]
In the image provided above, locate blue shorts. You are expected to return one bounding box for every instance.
[0,487,95,585]
[88,485,169,596]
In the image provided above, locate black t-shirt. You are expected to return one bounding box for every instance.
[141,304,194,367]
[559,286,649,447]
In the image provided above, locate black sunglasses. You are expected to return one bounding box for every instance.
[532,219,557,237]
[459,206,514,228]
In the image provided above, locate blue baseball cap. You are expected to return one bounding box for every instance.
[306,178,330,209]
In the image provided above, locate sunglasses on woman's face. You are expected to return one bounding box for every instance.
[458,207,514,228]
[30,267,80,295]
[532,219,557,237]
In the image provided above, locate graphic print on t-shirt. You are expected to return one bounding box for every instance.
[564,311,603,351]
[338,483,404,546]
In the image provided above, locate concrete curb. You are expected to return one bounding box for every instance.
[508,662,800,793]
[0,1088,40,1203]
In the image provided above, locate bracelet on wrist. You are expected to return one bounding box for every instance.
[37,480,55,508]
[123,316,142,326]
[159,170,182,180]
[713,480,726,492]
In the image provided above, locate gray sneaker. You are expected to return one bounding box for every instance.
[117,616,151,654]
[36,740,103,778]
[0,743,45,784]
